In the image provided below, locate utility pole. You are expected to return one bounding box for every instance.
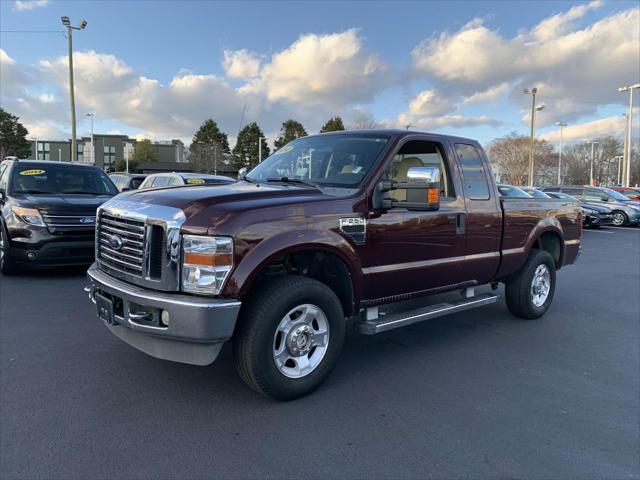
[258,138,262,163]
[588,141,598,186]
[615,155,623,185]
[523,88,545,187]
[61,17,87,163]
[618,83,639,187]
[555,122,567,184]
[86,112,94,165]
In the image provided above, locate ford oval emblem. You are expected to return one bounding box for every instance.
[108,234,124,251]
[80,216,96,224]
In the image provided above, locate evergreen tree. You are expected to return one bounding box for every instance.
[191,119,230,153]
[0,108,31,159]
[319,116,345,133]
[232,122,270,170]
[274,119,307,150]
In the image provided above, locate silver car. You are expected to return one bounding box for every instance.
[543,186,640,226]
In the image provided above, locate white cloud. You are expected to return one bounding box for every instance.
[408,89,454,117]
[463,83,510,105]
[14,0,48,11]
[411,4,640,126]
[223,49,261,80]
[540,110,639,145]
[256,29,391,108]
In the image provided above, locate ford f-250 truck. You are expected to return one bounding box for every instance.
[86,130,581,400]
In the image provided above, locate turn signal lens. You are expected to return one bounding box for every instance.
[11,206,45,226]
[181,235,233,295]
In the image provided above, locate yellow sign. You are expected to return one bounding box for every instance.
[19,169,46,176]
[186,178,205,184]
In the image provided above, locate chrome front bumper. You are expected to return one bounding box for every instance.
[86,263,241,365]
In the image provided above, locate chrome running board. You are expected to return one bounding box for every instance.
[357,293,499,335]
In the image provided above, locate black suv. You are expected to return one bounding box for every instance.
[0,159,118,274]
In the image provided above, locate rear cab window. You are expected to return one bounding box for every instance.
[454,143,490,200]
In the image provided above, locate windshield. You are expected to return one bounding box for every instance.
[603,188,632,201]
[498,185,531,198]
[11,164,117,195]
[246,134,390,190]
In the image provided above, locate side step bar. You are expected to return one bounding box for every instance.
[356,293,499,335]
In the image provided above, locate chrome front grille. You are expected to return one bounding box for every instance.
[97,212,146,276]
[95,199,186,291]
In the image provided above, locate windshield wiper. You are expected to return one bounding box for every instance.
[14,189,52,194]
[266,177,318,188]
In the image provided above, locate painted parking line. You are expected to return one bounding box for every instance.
[582,229,614,234]
[611,227,640,231]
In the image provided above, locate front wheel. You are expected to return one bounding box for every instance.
[505,250,556,319]
[0,222,17,275]
[611,211,628,226]
[233,276,345,400]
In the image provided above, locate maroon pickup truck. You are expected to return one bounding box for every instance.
[86,130,581,399]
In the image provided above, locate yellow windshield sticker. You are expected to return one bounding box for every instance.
[186,178,205,184]
[19,169,46,176]
[275,145,294,155]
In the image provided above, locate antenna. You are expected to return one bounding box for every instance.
[238,105,247,134]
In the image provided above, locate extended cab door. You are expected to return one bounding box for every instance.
[361,137,468,300]
[451,142,502,284]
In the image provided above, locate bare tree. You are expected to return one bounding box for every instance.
[349,111,379,130]
[486,132,555,186]
[563,136,624,186]
[188,142,225,174]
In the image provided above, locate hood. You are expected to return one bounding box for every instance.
[12,193,115,213]
[117,181,336,220]
[580,202,611,213]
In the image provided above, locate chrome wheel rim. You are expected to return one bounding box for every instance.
[272,303,330,379]
[0,228,5,265]
[612,212,625,226]
[531,264,551,307]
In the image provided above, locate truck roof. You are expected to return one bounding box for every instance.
[313,129,480,144]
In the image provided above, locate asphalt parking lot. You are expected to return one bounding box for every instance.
[1,227,638,479]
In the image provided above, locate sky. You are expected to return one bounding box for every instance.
[1,0,639,149]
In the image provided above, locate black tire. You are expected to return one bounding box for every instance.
[611,210,628,227]
[233,275,345,400]
[0,221,17,275]
[505,250,556,320]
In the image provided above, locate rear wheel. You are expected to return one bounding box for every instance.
[505,250,556,319]
[233,276,345,400]
[611,211,628,226]
[0,222,17,275]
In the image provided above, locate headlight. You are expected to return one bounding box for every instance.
[181,235,233,295]
[11,206,45,226]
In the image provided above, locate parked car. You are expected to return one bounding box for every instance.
[519,186,552,199]
[497,184,532,198]
[109,172,147,192]
[543,185,640,226]
[87,130,581,400]
[544,191,613,228]
[138,172,235,189]
[611,187,640,201]
[0,159,118,274]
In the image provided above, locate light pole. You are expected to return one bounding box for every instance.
[555,122,567,184]
[523,88,545,186]
[588,141,598,186]
[618,83,640,187]
[86,112,94,165]
[615,155,624,185]
[61,16,87,163]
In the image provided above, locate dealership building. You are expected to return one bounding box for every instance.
[26,134,186,170]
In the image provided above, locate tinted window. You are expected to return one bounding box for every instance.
[562,188,583,196]
[130,177,145,189]
[152,176,170,187]
[10,164,117,195]
[584,188,607,201]
[455,143,489,200]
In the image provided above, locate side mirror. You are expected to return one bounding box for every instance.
[238,167,248,180]
[0,189,4,201]
[601,197,609,202]
[379,166,441,211]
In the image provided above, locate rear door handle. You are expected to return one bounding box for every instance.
[455,213,465,235]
